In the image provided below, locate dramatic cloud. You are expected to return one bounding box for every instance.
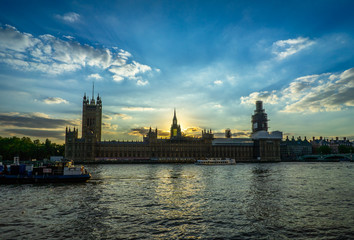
[0,112,75,141]
[0,25,153,85]
[56,12,80,23]
[43,97,68,104]
[0,112,73,129]
[240,90,279,105]
[240,68,354,113]
[109,61,151,83]
[0,25,39,51]
[4,128,64,140]
[282,68,354,112]
[272,37,315,60]
[184,127,203,137]
[129,127,170,138]
[129,127,150,136]
[157,130,170,137]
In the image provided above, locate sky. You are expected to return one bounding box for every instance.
[0,0,353,143]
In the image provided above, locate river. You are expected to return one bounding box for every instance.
[1,162,353,239]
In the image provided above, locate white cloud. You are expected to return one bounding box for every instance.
[109,61,152,83]
[240,68,354,113]
[240,90,279,105]
[0,25,39,52]
[137,79,149,86]
[0,25,154,85]
[63,35,75,40]
[118,49,132,59]
[214,80,223,85]
[56,12,80,23]
[272,37,315,60]
[88,73,103,80]
[109,61,152,85]
[43,97,68,104]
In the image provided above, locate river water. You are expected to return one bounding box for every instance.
[1,162,354,239]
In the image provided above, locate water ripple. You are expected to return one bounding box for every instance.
[1,162,353,239]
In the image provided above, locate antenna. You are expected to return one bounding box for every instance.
[92,82,95,100]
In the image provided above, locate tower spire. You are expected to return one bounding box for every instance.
[170,108,181,139]
[92,82,95,100]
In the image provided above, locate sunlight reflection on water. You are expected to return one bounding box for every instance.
[1,162,354,239]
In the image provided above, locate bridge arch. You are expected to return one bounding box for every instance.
[324,155,351,161]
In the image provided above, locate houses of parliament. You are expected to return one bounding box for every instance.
[65,91,282,162]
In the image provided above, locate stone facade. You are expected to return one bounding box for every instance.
[280,136,312,161]
[65,93,281,162]
[311,136,353,154]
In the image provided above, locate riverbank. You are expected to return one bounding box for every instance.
[75,159,283,164]
[75,159,353,164]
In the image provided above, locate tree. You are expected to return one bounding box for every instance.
[318,145,331,155]
[0,136,65,161]
[338,145,354,154]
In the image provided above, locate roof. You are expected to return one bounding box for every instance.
[251,130,283,140]
[212,138,254,146]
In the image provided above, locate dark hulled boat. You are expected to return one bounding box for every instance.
[0,158,91,184]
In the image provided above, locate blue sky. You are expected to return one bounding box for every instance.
[0,0,353,143]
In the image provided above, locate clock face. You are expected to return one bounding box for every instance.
[173,129,177,136]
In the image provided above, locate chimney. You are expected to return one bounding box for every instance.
[320,136,323,140]
[336,137,338,141]
[344,137,347,141]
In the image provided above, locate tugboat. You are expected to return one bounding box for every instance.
[0,157,91,184]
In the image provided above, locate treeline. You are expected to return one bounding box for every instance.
[317,145,354,154]
[0,136,64,161]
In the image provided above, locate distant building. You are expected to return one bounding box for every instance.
[280,136,312,161]
[311,136,352,154]
[310,136,330,154]
[65,92,282,162]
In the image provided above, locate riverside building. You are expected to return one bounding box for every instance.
[65,92,282,162]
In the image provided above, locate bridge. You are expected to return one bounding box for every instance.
[299,154,353,162]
